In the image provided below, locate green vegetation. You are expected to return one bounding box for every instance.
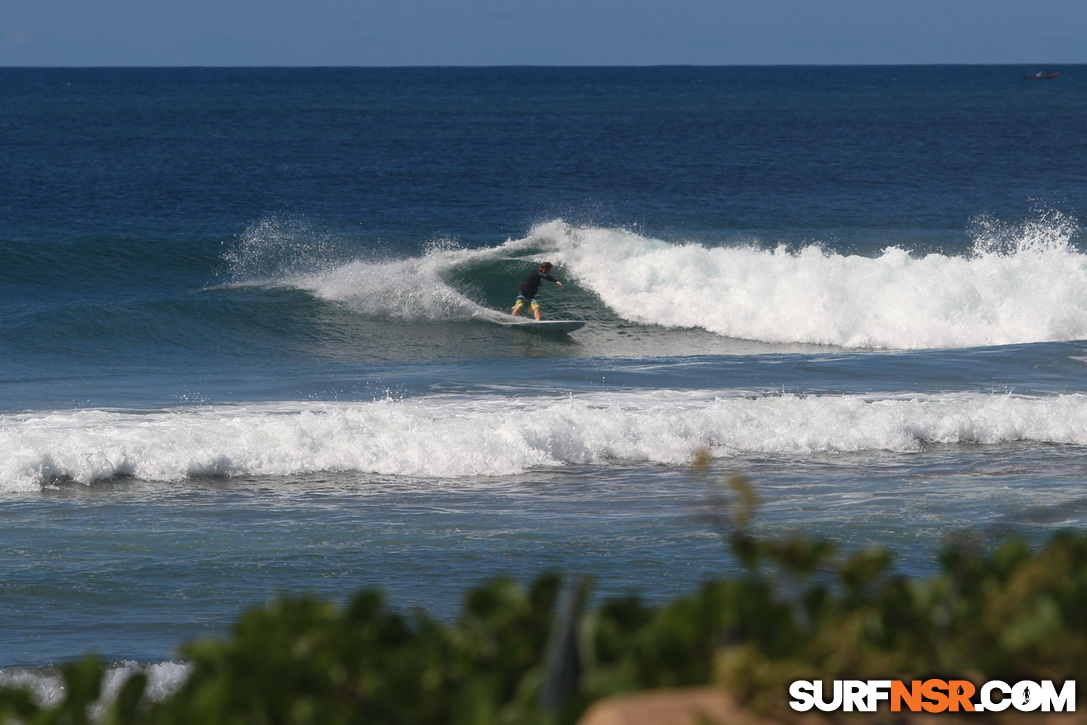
[2,468,1085,723]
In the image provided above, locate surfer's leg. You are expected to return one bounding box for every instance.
[531,300,541,320]
[511,299,524,316]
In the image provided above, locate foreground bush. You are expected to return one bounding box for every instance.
[1,475,1084,723]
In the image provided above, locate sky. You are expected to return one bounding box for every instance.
[1,0,1085,67]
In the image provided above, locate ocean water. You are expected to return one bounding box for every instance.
[2,66,1087,687]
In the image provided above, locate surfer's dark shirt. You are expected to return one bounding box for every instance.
[517,269,557,299]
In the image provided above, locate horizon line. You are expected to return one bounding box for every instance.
[0,62,1081,70]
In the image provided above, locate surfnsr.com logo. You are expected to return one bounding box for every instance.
[789,680,1076,714]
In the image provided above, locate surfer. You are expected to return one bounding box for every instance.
[511,261,564,320]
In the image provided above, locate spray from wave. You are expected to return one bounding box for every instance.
[223,217,508,321]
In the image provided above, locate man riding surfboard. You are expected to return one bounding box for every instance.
[511,262,563,320]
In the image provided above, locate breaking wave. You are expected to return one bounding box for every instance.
[225,210,1087,350]
[5,391,1087,492]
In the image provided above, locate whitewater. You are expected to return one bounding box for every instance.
[4,391,1086,492]
[546,216,1087,349]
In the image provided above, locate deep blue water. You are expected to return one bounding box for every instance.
[2,66,1087,675]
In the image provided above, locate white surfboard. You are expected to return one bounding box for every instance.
[469,308,582,334]
[475,311,586,333]
[498,319,586,333]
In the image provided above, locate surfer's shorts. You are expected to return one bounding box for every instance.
[515,294,540,310]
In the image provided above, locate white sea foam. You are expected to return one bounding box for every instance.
[0,661,190,709]
[3,392,1087,492]
[533,212,1087,349]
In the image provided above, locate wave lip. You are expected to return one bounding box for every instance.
[4,392,1086,491]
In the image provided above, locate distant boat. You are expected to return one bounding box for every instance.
[1024,71,1060,80]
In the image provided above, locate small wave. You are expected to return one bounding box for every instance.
[4,392,1087,491]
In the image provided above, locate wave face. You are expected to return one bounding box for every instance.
[227,211,1087,351]
[5,391,1087,492]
